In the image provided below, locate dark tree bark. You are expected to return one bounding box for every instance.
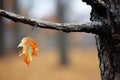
[82,0,120,80]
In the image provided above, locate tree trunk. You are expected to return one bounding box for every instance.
[96,35,120,80]
[82,0,120,80]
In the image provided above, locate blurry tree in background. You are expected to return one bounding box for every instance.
[56,0,69,65]
[0,0,4,56]
[3,0,19,52]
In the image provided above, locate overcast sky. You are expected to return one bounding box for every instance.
[18,0,91,22]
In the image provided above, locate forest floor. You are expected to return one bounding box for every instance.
[0,48,101,80]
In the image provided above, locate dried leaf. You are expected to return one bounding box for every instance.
[18,37,40,65]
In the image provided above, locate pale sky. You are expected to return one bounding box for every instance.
[18,0,91,22]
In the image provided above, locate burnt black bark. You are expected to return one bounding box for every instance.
[82,0,120,80]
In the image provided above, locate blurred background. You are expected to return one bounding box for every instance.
[0,0,101,80]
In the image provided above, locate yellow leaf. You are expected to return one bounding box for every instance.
[18,37,40,65]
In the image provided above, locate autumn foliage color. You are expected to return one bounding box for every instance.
[18,37,40,65]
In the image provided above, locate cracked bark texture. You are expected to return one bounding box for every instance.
[82,0,120,80]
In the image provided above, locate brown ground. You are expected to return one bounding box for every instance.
[0,48,101,80]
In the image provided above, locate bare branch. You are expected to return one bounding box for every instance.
[0,9,103,34]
